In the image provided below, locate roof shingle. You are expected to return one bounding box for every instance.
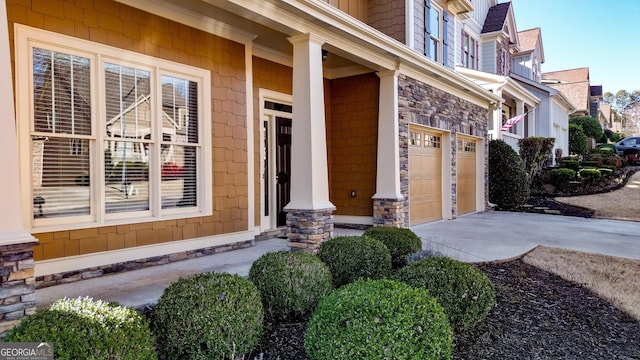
[517,28,540,52]
[481,2,512,34]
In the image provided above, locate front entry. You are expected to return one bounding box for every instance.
[260,91,293,232]
[275,117,291,226]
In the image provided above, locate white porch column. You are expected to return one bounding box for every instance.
[285,33,334,252]
[515,100,525,136]
[527,106,536,138]
[372,70,404,227]
[285,33,334,211]
[0,2,37,248]
[373,70,403,200]
[491,90,503,140]
[0,0,38,335]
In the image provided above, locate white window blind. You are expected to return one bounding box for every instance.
[31,48,92,219]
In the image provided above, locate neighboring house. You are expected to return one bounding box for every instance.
[542,67,596,117]
[456,0,541,151]
[590,85,603,118]
[509,27,573,160]
[0,0,501,332]
[598,103,612,130]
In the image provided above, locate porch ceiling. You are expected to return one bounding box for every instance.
[163,0,371,76]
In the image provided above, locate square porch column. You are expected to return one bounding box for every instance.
[0,0,39,335]
[285,33,335,253]
[372,70,405,227]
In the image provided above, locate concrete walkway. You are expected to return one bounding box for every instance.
[412,211,640,262]
[36,212,640,310]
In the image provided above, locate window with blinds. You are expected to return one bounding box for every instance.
[32,48,92,219]
[17,25,211,230]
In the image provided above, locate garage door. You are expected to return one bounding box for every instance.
[456,135,477,215]
[409,126,442,225]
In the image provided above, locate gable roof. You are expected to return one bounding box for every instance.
[542,67,589,83]
[517,28,539,51]
[481,2,511,33]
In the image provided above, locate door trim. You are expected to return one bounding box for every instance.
[259,89,292,232]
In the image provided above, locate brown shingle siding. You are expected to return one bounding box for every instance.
[9,0,249,260]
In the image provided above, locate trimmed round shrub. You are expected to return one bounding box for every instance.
[550,167,576,188]
[305,279,452,360]
[5,297,156,359]
[578,168,603,184]
[558,157,580,171]
[363,226,422,268]
[152,272,263,360]
[597,168,614,177]
[318,235,391,287]
[489,139,530,210]
[395,257,495,332]
[249,251,333,322]
[593,144,616,155]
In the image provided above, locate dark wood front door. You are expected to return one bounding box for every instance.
[276,117,292,226]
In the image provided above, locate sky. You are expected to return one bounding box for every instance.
[510,0,640,94]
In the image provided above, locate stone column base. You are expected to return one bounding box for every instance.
[373,198,405,227]
[286,209,334,254]
[0,241,38,336]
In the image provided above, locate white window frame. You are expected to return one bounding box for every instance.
[461,31,478,70]
[425,2,445,63]
[15,25,212,232]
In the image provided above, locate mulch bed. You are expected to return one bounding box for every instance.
[247,260,640,359]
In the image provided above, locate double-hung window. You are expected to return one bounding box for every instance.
[461,31,478,70]
[425,1,449,65]
[15,25,212,231]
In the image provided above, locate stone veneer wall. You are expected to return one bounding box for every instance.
[398,74,489,223]
[35,240,254,289]
[373,199,405,227]
[286,210,334,254]
[496,38,511,76]
[0,241,38,335]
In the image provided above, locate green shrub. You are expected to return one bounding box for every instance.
[394,257,496,332]
[578,168,603,184]
[363,226,422,268]
[249,251,333,322]
[598,168,614,177]
[569,124,588,155]
[558,158,580,171]
[570,116,604,140]
[488,140,530,210]
[152,272,263,360]
[5,297,156,360]
[305,279,452,360]
[580,160,600,168]
[593,143,616,155]
[549,168,577,188]
[518,137,555,179]
[318,236,392,287]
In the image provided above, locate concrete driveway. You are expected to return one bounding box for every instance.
[411,211,640,262]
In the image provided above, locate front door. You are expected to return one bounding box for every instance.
[276,117,292,226]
